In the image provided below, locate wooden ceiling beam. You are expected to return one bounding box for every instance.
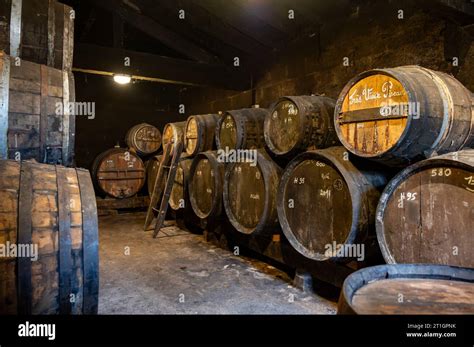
[73,44,251,90]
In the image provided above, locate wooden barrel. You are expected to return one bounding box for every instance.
[0,52,75,166]
[188,151,225,220]
[92,148,146,199]
[169,158,193,211]
[338,264,474,314]
[376,149,474,268]
[162,122,186,151]
[0,0,74,70]
[277,147,388,261]
[125,123,162,156]
[184,114,219,156]
[223,150,282,235]
[334,65,474,166]
[0,160,99,314]
[216,108,269,150]
[264,95,339,157]
[145,155,163,196]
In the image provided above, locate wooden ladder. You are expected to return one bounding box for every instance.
[144,141,184,238]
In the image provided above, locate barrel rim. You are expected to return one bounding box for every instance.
[184,116,202,156]
[125,123,162,156]
[189,151,223,219]
[334,67,420,159]
[338,264,474,315]
[216,111,243,150]
[375,150,474,265]
[169,158,192,211]
[277,147,364,261]
[264,96,307,157]
[223,150,274,235]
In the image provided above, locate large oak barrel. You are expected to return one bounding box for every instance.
[216,108,269,150]
[91,147,146,199]
[184,114,220,156]
[169,158,193,211]
[162,122,186,151]
[0,160,99,314]
[0,0,74,70]
[0,52,75,166]
[334,66,474,166]
[223,150,281,235]
[188,151,225,220]
[125,123,162,156]
[277,147,388,261]
[338,264,474,314]
[376,149,474,268]
[264,96,339,157]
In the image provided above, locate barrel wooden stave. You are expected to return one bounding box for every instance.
[0,160,99,314]
[277,147,388,261]
[335,66,474,166]
[223,150,282,235]
[376,149,474,268]
[126,123,162,156]
[338,264,474,314]
[91,148,146,199]
[188,151,225,220]
[216,108,269,150]
[169,158,192,211]
[264,95,339,157]
[185,114,219,156]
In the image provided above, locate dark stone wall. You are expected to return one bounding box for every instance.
[180,4,473,113]
[74,73,186,169]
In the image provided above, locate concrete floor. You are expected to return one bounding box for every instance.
[98,212,337,314]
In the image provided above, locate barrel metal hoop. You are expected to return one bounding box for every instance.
[76,168,99,314]
[17,161,33,315]
[56,166,73,314]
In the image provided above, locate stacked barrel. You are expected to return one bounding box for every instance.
[0,0,100,315]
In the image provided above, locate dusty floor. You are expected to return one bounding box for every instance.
[98,212,337,314]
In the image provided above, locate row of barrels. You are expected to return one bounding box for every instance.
[173,65,474,166]
[168,147,473,269]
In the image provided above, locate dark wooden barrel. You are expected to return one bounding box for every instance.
[185,114,220,156]
[216,107,269,150]
[338,264,474,314]
[1,52,75,166]
[0,0,74,70]
[335,65,474,166]
[162,122,186,151]
[91,147,146,199]
[376,149,474,268]
[264,95,339,157]
[277,147,388,261]
[169,158,193,211]
[188,151,225,220]
[145,155,163,196]
[125,123,162,156]
[0,160,99,314]
[223,150,282,235]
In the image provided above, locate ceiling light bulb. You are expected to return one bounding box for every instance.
[113,74,132,85]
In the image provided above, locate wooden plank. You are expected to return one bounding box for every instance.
[0,53,9,159]
[73,43,251,90]
[47,0,55,67]
[39,65,49,163]
[91,0,217,63]
[9,0,21,57]
[17,160,33,315]
[339,107,409,123]
[96,196,150,210]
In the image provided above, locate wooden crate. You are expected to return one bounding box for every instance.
[0,51,75,166]
[0,0,74,70]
